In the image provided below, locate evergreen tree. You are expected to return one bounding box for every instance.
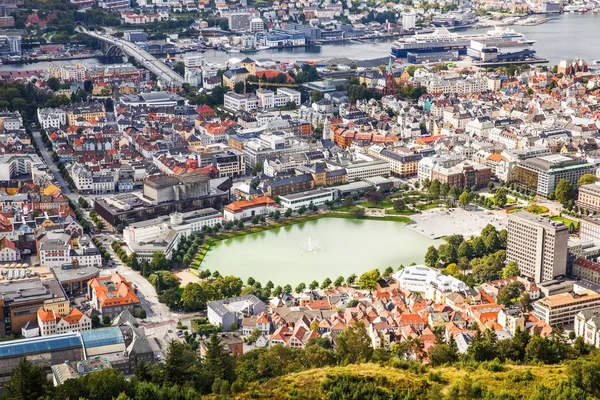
[1,358,50,400]
[204,332,235,383]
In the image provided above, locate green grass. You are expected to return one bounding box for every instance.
[507,207,523,214]
[550,215,579,228]
[221,362,569,400]
[362,200,394,209]
[386,209,416,216]
[415,203,443,210]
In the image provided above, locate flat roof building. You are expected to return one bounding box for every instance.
[533,289,600,326]
[507,211,568,284]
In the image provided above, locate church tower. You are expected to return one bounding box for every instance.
[385,56,395,96]
[322,116,331,140]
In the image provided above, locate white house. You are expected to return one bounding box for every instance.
[37,308,92,336]
[223,196,277,221]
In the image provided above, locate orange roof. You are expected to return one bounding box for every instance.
[89,273,140,308]
[225,196,276,212]
[0,237,16,252]
[61,308,84,325]
[488,153,503,162]
[37,308,56,323]
[255,70,295,82]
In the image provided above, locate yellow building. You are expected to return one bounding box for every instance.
[66,103,106,126]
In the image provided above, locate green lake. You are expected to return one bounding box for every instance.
[200,218,441,286]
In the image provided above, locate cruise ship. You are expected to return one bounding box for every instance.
[391,27,534,58]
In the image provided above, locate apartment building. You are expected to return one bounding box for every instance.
[37,108,67,130]
[372,148,421,177]
[577,183,600,213]
[574,307,600,347]
[431,160,491,189]
[418,154,463,182]
[506,211,568,283]
[37,308,92,336]
[579,217,600,243]
[212,150,246,178]
[65,102,106,126]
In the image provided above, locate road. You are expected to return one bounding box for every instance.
[80,27,184,86]
[32,129,73,196]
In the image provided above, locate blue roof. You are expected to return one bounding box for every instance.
[0,332,82,358]
[81,327,124,348]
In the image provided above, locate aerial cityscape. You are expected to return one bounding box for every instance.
[0,0,599,398]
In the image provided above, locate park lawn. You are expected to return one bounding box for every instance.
[507,207,523,214]
[550,215,579,228]
[362,200,394,209]
[415,203,443,210]
[386,209,416,216]
[506,196,517,204]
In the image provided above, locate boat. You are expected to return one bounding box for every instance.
[240,47,259,53]
[563,5,579,12]
[578,8,588,12]
[390,27,534,58]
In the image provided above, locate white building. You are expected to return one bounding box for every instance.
[402,11,416,30]
[250,17,264,32]
[123,209,222,250]
[48,63,86,82]
[417,154,463,182]
[223,197,277,221]
[279,188,335,211]
[574,307,600,347]
[37,108,67,130]
[224,88,301,112]
[0,153,45,181]
[393,265,469,297]
[70,163,118,194]
[37,308,92,337]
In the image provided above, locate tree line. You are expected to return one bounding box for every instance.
[5,324,600,400]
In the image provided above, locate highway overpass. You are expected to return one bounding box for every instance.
[81,28,184,87]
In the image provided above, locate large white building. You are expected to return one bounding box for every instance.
[393,265,469,297]
[402,11,416,30]
[37,108,67,130]
[0,154,45,181]
[123,208,222,257]
[37,232,101,269]
[279,188,336,211]
[70,163,118,194]
[224,88,301,112]
[417,154,463,182]
[506,211,568,284]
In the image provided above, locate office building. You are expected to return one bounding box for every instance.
[533,289,600,326]
[279,188,336,211]
[577,183,600,213]
[402,11,416,30]
[0,35,20,56]
[513,154,595,198]
[88,274,141,318]
[124,31,148,42]
[506,211,568,283]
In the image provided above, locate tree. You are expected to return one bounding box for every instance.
[91,314,101,328]
[84,79,94,93]
[335,322,373,365]
[283,284,292,294]
[103,315,111,326]
[309,280,319,290]
[295,282,306,293]
[578,173,597,187]
[234,81,245,94]
[334,276,345,287]
[204,332,234,382]
[359,269,380,291]
[494,187,508,207]
[458,191,470,208]
[366,190,384,205]
[502,261,519,278]
[555,179,575,207]
[164,341,201,386]
[424,245,439,267]
[284,208,293,218]
[497,281,525,306]
[342,196,355,209]
[393,199,406,212]
[150,252,169,271]
[457,241,474,259]
[138,309,147,319]
[321,277,332,289]
[351,207,365,219]
[383,266,394,278]
[47,77,60,91]
[428,343,459,366]
[346,274,357,285]
[2,358,50,400]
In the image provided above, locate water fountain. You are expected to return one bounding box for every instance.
[303,237,319,253]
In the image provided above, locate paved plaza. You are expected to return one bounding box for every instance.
[406,208,508,239]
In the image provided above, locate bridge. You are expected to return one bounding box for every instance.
[81,28,184,87]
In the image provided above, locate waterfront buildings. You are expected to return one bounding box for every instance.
[278,188,336,211]
[223,196,277,221]
[506,211,568,284]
